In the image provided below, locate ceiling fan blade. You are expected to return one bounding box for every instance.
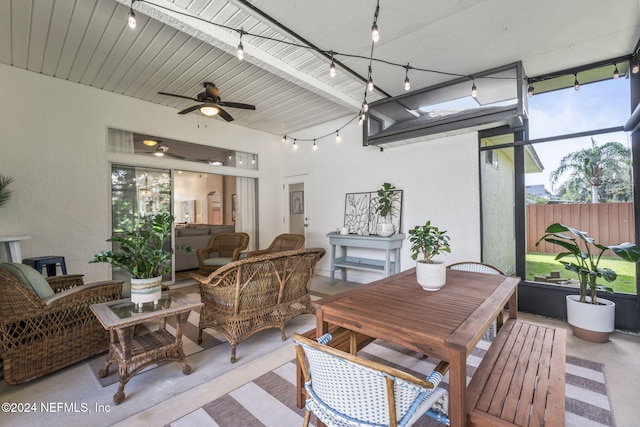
[217,107,234,122]
[219,101,256,110]
[165,152,186,160]
[158,92,199,102]
[177,105,202,115]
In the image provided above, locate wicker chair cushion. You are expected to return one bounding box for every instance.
[202,257,232,266]
[0,262,54,299]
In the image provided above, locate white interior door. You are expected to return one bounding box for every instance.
[283,174,309,236]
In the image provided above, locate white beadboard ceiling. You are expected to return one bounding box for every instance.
[2,0,639,137]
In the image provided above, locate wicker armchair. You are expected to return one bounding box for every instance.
[196,232,249,274]
[191,247,325,362]
[294,332,450,427]
[246,233,305,258]
[448,261,504,340]
[0,267,123,384]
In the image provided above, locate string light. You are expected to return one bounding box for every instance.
[363,100,369,113]
[613,63,620,79]
[128,1,137,29]
[471,78,477,98]
[336,130,341,143]
[293,139,298,150]
[329,51,336,78]
[237,29,245,60]
[313,139,318,151]
[371,1,380,42]
[282,135,287,142]
[527,83,534,97]
[574,73,580,91]
[633,53,640,74]
[367,76,374,92]
[404,64,411,91]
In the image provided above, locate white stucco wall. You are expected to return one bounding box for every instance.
[0,63,482,285]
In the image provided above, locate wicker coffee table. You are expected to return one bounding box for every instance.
[90,292,203,404]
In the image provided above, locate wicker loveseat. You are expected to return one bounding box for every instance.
[191,247,325,362]
[0,264,123,384]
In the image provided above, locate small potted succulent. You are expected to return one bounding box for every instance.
[91,212,191,305]
[536,223,640,342]
[408,220,451,290]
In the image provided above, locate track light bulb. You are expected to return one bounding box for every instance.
[367,77,374,92]
[128,9,136,29]
[471,81,477,98]
[237,41,244,60]
[371,23,379,42]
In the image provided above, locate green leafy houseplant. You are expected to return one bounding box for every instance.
[376,182,396,221]
[536,223,640,304]
[0,174,15,207]
[408,220,451,264]
[91,212,191,279]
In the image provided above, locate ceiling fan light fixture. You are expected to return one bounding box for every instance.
[200,106,219,116]
[143,139,158,146]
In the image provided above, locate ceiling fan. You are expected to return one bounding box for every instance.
[139,141,186,160]
[158,82,256,122]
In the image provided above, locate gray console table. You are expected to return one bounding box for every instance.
[326,232,405,284]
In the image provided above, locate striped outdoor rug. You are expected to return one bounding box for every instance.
[166,339,615,427]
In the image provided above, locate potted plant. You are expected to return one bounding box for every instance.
[408,220,451,290]
[536,223,640,342]
[91,212,190,306]
[375,182,397,237]
[0,174,15,207]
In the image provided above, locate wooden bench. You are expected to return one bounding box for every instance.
[467,319,566,427]
[296,326,375,408]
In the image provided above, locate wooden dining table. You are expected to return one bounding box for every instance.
[313,267,520,427]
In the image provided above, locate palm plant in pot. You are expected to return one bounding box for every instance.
[91,212,190,306]
[375,182,397,237]
[536,223,640,342]
[408,220,451,291]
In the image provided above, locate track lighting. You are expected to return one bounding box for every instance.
[574,74,580,91]
[613,64,620,79]
[237,29,244,60]
[404,64,411,91]
[336,131,341,143]
[471,79,477,98]
[127,1,137,29]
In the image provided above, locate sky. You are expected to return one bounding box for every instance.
[526,77,631,191]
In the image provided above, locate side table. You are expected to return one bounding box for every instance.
[90,292,203,404]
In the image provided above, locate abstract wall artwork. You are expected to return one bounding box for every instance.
[343,189,402,235]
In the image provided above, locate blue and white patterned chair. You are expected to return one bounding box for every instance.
[447,261,504,341]
[293,333,450,427]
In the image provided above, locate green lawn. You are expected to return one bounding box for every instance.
[526,253,638,294]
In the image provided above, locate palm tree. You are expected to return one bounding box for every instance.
[550,138,631,203]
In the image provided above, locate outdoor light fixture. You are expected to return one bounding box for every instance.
[574,74,580,91]
[329,52,336,78]
[404,64,411,91]
[471,79,477,98]
[237,29,245,60]
[367,77,374,92]
[371,0,380,42]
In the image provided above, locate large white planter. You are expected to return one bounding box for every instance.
[566,294,615,343]
[415,261,446,291]
[130,276,163,305]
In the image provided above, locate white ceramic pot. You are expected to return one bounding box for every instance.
[566,294,615,343]
[415,261,446,291]
[130,276,163,305]
[376,223,395,237]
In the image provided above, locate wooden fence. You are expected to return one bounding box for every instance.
[527,202,635,254]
